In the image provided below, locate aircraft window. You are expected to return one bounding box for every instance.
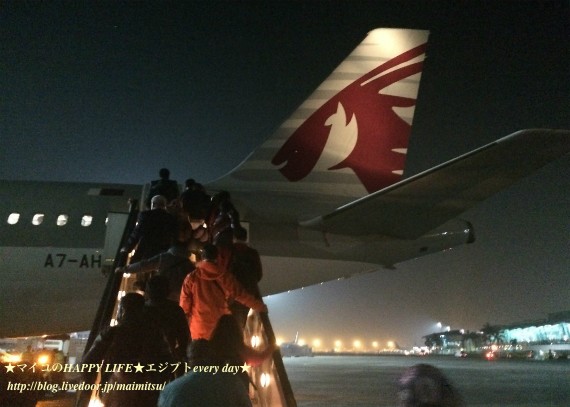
[32,214,44,225]
[81,215,93,227]
[7,213,20,225]
[57,214,69,226]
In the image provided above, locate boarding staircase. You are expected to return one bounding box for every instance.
[76,199,296,407]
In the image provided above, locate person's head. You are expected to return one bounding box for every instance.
[209,315,244,362]
[199,243,218,262]
[211,190,230,206]
[184,178,195,189]
[146,275,169,301]
[159,168,170,179]
[150,195,167,209]
[117,292,145,322]
[397,364,462,407]
[188,339,214,366]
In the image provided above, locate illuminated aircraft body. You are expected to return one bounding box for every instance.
[1,28,568,338]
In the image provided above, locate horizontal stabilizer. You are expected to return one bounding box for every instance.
[301,129,570,239]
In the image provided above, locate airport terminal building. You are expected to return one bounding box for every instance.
[424,310,570,358]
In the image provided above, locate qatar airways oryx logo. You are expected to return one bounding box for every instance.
[271,43,427,193]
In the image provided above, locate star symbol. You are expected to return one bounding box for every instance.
[4,363,15,373]
[134,363,145,373]
[240,363,250,373]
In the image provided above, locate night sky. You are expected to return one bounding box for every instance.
[1,1,569,348]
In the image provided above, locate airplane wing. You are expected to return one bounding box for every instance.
[300,129,570,239]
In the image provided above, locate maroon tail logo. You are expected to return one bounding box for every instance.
[271,43,427,193]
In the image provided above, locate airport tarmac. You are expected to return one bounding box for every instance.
[284,355,570,406]
[32,355,570,406]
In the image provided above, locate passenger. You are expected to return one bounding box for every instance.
[396,363,463,407]
[158,337,252,407]
[214,227,263,329]
[210,314,276,371]
[121,195,178,264]
[116,241,195,302]
[180,178,211,221]
[144,275,189,374]
[146,167,180,209]
[82,293,173,407]
[179,244,268,340]
[206,190,242,241]
[168,198,195,244]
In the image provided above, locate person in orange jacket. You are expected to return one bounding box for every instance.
[179,244,267,340]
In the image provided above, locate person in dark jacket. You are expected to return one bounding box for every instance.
[214,226,263,329]
[144,275,189,369]
[82,293,173,407]
[157,339,251,407]
[122,195,178,263]
[157,316,275,407]
[146,168,180,208]
[116,241,194,302]
[180,178,210,221]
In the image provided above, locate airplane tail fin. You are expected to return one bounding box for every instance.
[210,28,429,203]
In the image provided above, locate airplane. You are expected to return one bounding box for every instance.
[1,28,568,340]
